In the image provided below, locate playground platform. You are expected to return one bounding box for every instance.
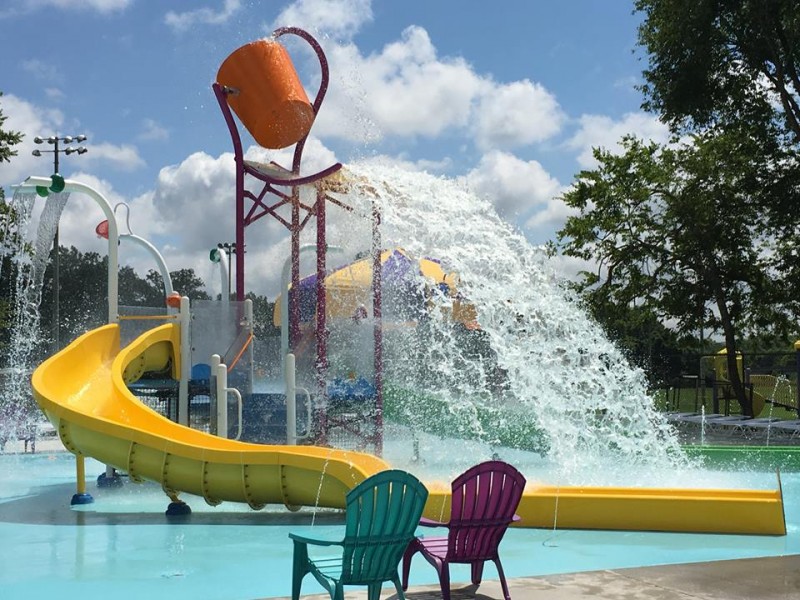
[269,554,800,600]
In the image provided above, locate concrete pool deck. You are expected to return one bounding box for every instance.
[270,554,800,600]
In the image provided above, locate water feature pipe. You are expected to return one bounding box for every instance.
[120,232,175,296]
[211,353,243,440]
[22,176,119,324]
[209,246,231,308]
[97,203,175,301]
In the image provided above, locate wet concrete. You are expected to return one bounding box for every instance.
[270,554,800,600]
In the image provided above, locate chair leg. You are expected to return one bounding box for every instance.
[471,561,484,585]
[493,558,511,600]
[292,541,310,600]
[438,562,451,600]
[401,541,419,590]
[367,583,382,600]
[392,575,406,600]
[332,581,344,600]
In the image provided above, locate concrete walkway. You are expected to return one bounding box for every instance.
[271,554,800,600]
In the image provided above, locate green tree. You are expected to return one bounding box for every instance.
[558,128,800,415]
[146,268,210,301]
[0,92,24,357]
[40,246,107,347]
[119,265,162,307]
[246,292,279,339]
[0,92,23,164]
[636,0,800,142]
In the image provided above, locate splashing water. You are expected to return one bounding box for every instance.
[338,163,689,485]
[0,188,69,447]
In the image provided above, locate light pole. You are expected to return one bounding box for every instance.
[217,242,236,298]
[32,134,88,350]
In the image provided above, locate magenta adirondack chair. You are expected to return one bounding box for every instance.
[401,460,526,600]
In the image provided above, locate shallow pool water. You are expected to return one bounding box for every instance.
[1,451,798,600]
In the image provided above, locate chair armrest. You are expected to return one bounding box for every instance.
[289,532,343,547]
[419,516,448,528]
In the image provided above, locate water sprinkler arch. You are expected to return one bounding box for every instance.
[20,176,120,325]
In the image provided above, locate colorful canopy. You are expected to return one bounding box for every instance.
[272,248,476,326]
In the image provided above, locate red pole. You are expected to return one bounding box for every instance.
[316,188,328,444]
[372,203,383,456]
[235,167,245,301]
[290,188,301,349]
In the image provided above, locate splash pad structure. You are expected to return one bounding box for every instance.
[12,27,788,537]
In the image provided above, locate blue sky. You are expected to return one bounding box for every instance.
[0,0,669,297]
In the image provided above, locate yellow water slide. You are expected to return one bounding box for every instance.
[31,323,388,509]
[31,324,786,534]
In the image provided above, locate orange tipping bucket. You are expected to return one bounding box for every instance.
[216,39,315,149]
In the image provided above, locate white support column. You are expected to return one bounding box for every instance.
[178,296,191,426]
[215,357,228,438]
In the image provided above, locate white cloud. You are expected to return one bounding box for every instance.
[272,0,372,40]
[138,118,169,142]
[80,142,146,172]
[524,196,576,234]
[566,112,670,169]
[0,94,65,186]
[21,59,63,84]
[3,0,131,15]
[0,95,145,186]
[164,0,241,33]
[548,252,596,284]
[473,80,565,150]
[465,150,563,220]
[311,24,565,156]
[317,26,487,143]
[44,88,65,101]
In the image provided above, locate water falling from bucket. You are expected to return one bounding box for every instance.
[330,162,690,485]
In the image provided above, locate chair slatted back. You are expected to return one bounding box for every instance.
[447,461,526,562]
[340,469,428,584]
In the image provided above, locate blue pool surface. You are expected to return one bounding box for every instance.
[1,452,798,600]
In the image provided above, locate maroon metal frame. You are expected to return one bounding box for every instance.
[371,204,384,456]
[214,27,384,453]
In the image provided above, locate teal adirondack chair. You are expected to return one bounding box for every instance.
[289,469,429,600]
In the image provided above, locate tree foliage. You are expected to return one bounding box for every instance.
[0,92,23,356]
[0,91,23,164]
[33,247,214,354]
[636,0,800,143]
[558,128,800,414]
[146,268,211,302]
